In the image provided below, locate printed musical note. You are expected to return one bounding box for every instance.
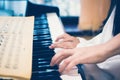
[0,16,34,79]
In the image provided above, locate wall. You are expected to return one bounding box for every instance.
[0,0,27,16]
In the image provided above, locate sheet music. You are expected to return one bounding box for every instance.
[0,16,34,79]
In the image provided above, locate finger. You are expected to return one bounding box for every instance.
[59,56,72,73]
[49,42,70,49]
[56,54,70,65]
[56,36,74,42]
[54,55,68,66]
[65,56,80,72]
[49,44,55,49]
[55,35,66,42]
[49,43,62,49]
[55,33,69,42]
[50,49,73,66]
[60,38,73,42]
[49,45,53,49]
[50,51,66,66]
[49,42,60,49]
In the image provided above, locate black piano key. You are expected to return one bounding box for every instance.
[33,51,53,55]
[33,39,52,43]
[33,58,52,66]
[35,15,47,20]
[33,57,52,61]
[33,50,54,55]
[33,43,51,46]
[31,14,61,80]
[33,58,52,63]
[42,43,51,46]
[34,28,49,32]
[33,39,52,42]
[33,46,50,50]
[33,47,51,52]
[33,57,52,62]
[33,59,51,64]
[35,19,48,25]
[33,49,54,54]
[33,35,51,41]
[33,45,49,48]
[31,75,62,80]
[34,24,48,29]
[32,70,60,76]
[33,61,50,65]
[33,49,54,52]
[33,53,54,58]
[34,28,50,33]
[32,62,52,70]
[33,43,52,48]
[33,29,50,35]
[33,53,54,59]
[34,33,51,36]
[35,42,51,46]
[34,40,52,44]
[32,65,59,72]
[32,65,58,71]
[33,37,52,41]
[32,68,59,74]
[33,40,52,45]
[33,60,52,66]
[37,65,51,68]
[32,65,55,70]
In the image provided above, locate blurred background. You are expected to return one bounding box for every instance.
[0,0,99,38]
[0,0,80,16]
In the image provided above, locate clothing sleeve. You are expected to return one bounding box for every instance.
[76,7,120,70]
[76,7,116,48]
[76,32,103,47]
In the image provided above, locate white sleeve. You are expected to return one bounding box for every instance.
[77,32,103,47]
[77,7,120,70]
[76,7,116,48]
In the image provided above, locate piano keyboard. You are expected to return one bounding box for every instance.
[31,13,64,80]
[30,13,83,80]
[25,1,83,79]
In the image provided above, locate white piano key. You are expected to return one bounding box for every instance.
[47,13,65,43]
[47,13,83,80]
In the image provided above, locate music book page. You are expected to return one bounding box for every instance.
[0,16,34,80]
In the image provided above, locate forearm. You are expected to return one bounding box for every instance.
[104,33,120,59]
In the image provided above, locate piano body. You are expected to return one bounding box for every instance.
[26,1,83,80]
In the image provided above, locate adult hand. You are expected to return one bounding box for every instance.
[50,43,108,73]
[49,33,80,49]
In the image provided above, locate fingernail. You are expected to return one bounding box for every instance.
[49,46,52,49]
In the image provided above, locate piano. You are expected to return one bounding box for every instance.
[26,1,83,80]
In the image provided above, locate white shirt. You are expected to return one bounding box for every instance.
[61,6,120,80]
[77,7,120,69]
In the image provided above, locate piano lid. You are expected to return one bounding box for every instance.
[25,1,59,17]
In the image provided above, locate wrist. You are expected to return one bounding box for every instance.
[103,42,118,59]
